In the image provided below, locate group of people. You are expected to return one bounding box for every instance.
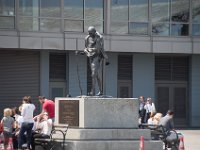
[0,95,55,150]
[138,95,175,132]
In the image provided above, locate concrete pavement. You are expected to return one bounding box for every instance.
[177,129,200,150]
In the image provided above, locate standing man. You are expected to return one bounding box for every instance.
[83,26,108,96]
[138,96,146,125]
[37,96,55,121]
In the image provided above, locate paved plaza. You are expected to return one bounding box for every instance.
[177,129,200,150]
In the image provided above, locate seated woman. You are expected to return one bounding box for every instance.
[153,113,163,125]
[147,112,156,125]
[31,112,53,150]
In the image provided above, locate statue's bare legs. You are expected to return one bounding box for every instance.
[89,57,103,96]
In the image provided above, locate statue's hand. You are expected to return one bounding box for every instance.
[75,50,85,55]
[106,61,110,65]
[75,50,79,55]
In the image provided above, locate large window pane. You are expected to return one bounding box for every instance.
[111,22,128,34]
[192,0,200,23]
[129,22,148,34]
[85,0,103,32]
[152,22,169,36]
[152,0,169,22]
[192,24,200,35]
[0,16,14,28]
[129,0,148,22]
[64,20,83,32]
[0,0,14,16]
[19,17,39,31]
[85,19,103,33]
[171,24,189,36]
[19,0,39,17]
[64,0,83,19]
[111,0,128,22]
[40,0,61,17]
[171,0,189,23]
[40,19,60,32]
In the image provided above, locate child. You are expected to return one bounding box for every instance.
[1,108,14,150]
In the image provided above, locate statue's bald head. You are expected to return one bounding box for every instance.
[88,26,96,36]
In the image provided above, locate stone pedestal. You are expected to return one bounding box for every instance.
[55,97,162,150]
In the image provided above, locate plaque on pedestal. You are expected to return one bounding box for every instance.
[58,99,79,126]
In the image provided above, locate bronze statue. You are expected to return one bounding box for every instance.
[76,26,109,96]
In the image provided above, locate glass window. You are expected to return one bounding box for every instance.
[111,22,128,34]
[193,24,200,35]
[19,17,39,31]
[192,0,200,23]
[170,0,189,36]
[152,0,170,22]
[40,19,61,32]
[152,0,170,36]
[64,0,83,32]
[64,20,83,32]
[0,16,14,28]
[171,24,189,36]
[19,0,39,17]
[111,0,148,34]
[129,0,148,22]
[111,0,128,22]
[129,22,148,35]
[51,88,64,100]
[171,0,189,23]
[85,0,103,32]
[152,22,169,36]
[0,0,15,16]
[40,0,61,17]
[84,19,103,33]
[192,0,200,36]
[64,0,83,19]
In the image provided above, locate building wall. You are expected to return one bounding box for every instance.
[133,54,155,100]
[104,53,118,97]
[190,55,200,127]
[1,32,200,54]
[68,51,87,96]
[0,50,40,117]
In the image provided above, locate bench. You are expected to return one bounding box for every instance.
[141,124,179,150]
[34,124,69,150]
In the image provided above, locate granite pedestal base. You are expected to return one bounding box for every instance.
[54,97,163,150]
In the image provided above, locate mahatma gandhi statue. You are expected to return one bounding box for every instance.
[76,26,109,96]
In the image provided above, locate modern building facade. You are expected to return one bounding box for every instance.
[0,0,200,127]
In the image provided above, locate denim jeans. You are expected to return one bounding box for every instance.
[18,122,33,149]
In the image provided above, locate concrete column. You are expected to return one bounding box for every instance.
[133,54,155,99]
[40,50,49,97]
[104,0,111,34]
[190,55,200,127]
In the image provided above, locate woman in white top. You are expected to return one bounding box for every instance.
[18,96,35,150]
[144,97,156,123]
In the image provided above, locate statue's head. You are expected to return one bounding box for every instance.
[88,26,96,36]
